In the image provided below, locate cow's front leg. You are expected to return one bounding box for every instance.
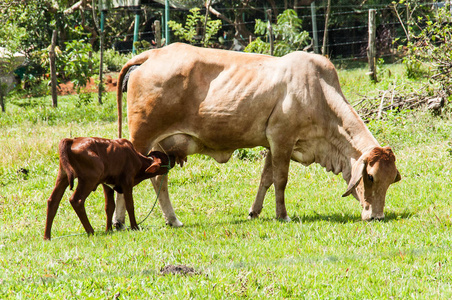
[270,145,292,222]
[249,151,273,219]
[113,193,127,230]
[151,175,183,227]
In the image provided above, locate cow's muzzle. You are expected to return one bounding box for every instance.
[361,205,384,221]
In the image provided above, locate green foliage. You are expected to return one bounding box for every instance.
[399,4,451,78]
[102,49,131,72]
[59,39,97,88]
[168,7,222,47]
[245,9,310,57]
[233,147,266,161]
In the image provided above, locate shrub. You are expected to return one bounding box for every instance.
[402,4,452,92]
[168,7,222,47]
[102,49,131,72]
[245,9,310,57]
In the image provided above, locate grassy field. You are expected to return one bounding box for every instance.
[1,64,452,299]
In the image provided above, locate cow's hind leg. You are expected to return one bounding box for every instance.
[249,152,273,219]
[44,171,69,240]
[69,181,95,235]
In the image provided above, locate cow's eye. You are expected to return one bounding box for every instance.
[368,175,374,182]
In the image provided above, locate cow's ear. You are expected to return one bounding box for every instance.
[394,169,401,183]
[342,157,366,197]
[145,159,161,174]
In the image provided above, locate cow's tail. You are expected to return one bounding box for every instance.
[58,138,76,190]
[117,51,153,138]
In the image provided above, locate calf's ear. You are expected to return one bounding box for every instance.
[394,169,401,183]
[342,157,366,197]
[145,159,161,174]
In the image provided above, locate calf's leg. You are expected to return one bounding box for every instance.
[249,152,273,219]
[102,185,115,232]
[123,188,139,230]
[69,181,95,235]
[44,172,69,240]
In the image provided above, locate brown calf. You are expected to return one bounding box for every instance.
[44,137,174,240]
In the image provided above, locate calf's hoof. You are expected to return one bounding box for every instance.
[130,225,140,231]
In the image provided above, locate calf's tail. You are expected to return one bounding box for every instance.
[117,50,154,138]
[58,138,76,190]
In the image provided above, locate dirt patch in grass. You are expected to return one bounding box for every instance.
[57,73,119,95]
[160,264,199,276]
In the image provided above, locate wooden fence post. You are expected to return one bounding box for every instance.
[154,20,161,48]
[0,84,4,112]
[367,9,377,82]
[49,30,58,108]
[266,9,274,56]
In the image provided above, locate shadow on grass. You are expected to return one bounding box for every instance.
[292,209,415,224]
[168,209,414,229]
[50,209,416,239]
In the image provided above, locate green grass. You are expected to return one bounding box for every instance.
[1,65,452,298]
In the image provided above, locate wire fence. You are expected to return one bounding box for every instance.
[56,1,442,63]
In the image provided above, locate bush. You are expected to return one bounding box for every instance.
[168,7,222,47]
[245,9,310,57]
[102,49,131,72]
[402,4,452,93]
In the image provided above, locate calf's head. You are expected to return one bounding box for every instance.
[146,151,176,176]
[343,146,401,221]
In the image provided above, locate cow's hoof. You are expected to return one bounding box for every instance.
[113,221,126,231]
[167,218,184,227]
[278,216,292,222]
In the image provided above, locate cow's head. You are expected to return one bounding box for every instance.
[343,146,401,220]
[146,151,176,176]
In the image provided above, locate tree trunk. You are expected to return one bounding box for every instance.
[0,84,5,112]
[50,30,58,108]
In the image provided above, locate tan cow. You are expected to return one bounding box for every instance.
[114,43,401,227]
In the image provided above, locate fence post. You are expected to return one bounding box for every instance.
[98,9,106,105]
[367,9,377,82]
[154,20,161,48]
[132,8,140,54]
[49,30,58,108]
[310,2,319,54]
[165,0,170,45]
[266,9,274,56]
[0,84,4,112]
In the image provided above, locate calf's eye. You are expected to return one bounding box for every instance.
[368,175,374,182]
